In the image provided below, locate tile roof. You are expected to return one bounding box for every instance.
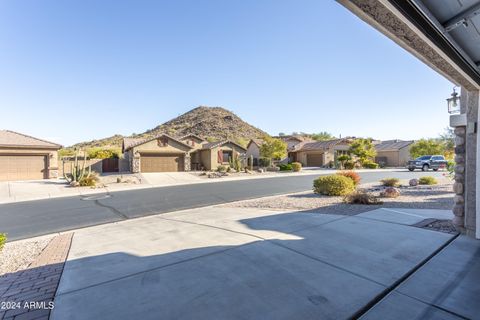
[178,134,206,142]
[201,140,247,151]
[292,139,350,152]
[375,140,414,151]
[248,139,265,148]
[0,130,62,149]
[122,134,193,151]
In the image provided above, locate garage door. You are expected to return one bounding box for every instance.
[306,154,323,167]
[140,154,184,172]
[0,155,47,181]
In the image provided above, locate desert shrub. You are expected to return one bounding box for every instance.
[344,192,382,205]
[337,154,351,169]
[313,175,355,196]
[344,161,355,170]
[79,173,99,187]
[292,162,302,172]
[0,233,6,251]
[419,176,438,185]
[362,160,379,169]
[336,171,361,186]
[87,147,121,159]
[380,187,401,198]
[278,163,293,171]
[258,157,271,167]
[217,165,227,172]
[381,178,400,187]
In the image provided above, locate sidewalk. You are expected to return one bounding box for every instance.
[0,168,397,204]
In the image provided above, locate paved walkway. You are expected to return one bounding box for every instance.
[50,206,461,320]
[0,233,72,320]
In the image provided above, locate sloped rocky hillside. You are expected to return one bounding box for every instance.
[70,106,267,149]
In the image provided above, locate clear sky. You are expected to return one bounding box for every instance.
[0,0,454,146]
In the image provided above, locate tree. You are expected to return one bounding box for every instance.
[409,139,445,158]
[438,127,455,159]
[311,131,335,141]
[260,136,287,161]
[349,138,377,163]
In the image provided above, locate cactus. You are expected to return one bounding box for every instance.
[249,155,253,171]
[63,149,91,184]
[228,153,242,172]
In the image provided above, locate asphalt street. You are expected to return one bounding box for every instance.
[0,170,446,241]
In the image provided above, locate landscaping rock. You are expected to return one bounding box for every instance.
[453,182,464,195]
[70,181,80,187]
[409,179,418,186]
[453,204,464,217]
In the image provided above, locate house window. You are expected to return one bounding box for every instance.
[222,151,232,163]
[335,150,349,156]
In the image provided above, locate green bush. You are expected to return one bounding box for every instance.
[87,147,121,159]
[419,176,438,185]
[362,160,379,169]
[337,171,361,186]
[0,233,6,251]
[313,175,355,196]
[278,163,293,171]
[79,173,99,187]
[292,162,302,172]
[381,178,400,187]
[217,165,227,172]
[259,157,271,167]
[344,161,355,170]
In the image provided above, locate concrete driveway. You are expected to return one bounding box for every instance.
[51,206,455,320]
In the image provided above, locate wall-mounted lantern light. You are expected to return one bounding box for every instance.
[447,87,460,114]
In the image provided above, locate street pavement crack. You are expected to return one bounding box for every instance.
[94,199,129,220]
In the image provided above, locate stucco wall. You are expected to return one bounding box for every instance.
[209,143,246,170]
[376,151,400,167]
[246,144,260,160]
[0,148,59,178]
[60,158,103,175]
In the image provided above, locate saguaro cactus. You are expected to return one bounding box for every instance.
[249,155,253,171]
[63,149,91,184]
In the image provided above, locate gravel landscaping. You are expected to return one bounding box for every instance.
[0,235,53,275]
[221,178,454,216]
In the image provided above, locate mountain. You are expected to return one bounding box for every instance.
[69,106,268,149]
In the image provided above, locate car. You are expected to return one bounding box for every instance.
[407,155,448,171]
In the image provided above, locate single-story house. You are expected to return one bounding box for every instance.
[122,133,247,172]
[246,139,264,166]
[289,138,352,167]
[374,139,414,167]
[276,135,313,151]
[0,130,62,181]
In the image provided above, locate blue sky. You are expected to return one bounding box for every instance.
[0,0,454,146]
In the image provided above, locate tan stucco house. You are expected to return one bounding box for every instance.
[374,140,414,167]
[122,133,247,172]
[0,130,62,181]
[289,138,352,167]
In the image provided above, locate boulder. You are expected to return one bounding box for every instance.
[409,179,418,186]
